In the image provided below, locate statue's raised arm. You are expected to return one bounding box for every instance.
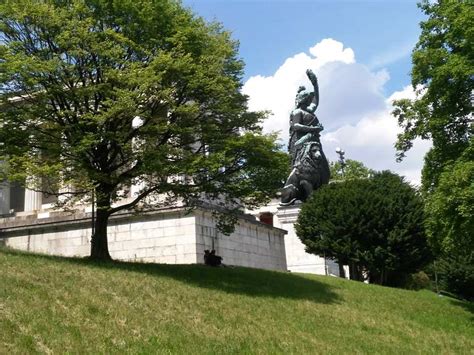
[306,69,319,112]
[281,69,329,205]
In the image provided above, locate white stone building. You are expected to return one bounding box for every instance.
[0,182,338,276]
[0,183,289,271]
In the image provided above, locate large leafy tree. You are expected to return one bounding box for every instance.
[392,0,473,191]
[296,172,431,286]
[425,145,474,255]
[391,0,473,297]
[329,159,374,182]
[0,0,288,260]
[425,144,474,299]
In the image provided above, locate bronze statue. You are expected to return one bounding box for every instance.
[281,69,330,205]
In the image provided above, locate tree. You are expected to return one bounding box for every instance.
[425,143,474,300]
[392,0,473,191]
[296,171,431,285]
[392,0,473,297]
[329,159,374,182]
[425,144,474,255]
[0,0,288,260]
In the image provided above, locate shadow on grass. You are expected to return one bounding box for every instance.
[1,247,340,304]
[435,289,474,319]
[449,298,474,320]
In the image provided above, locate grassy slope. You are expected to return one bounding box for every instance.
[0,248,472,354]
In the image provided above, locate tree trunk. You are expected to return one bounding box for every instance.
[369,270,383,285]
[90,187,112,260]
[349,262,356,281]
[338,260,346,278]
[349,262,363,281]
[381,268,386,286]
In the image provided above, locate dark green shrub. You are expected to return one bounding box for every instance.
[405,271,431,290]
[438,252,474,301]
[296,171,432,285]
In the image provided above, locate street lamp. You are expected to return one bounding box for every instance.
[335,147,346,176]
[335,147,348,279]
[91,187,95,237]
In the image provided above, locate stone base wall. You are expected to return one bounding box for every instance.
[0,207,287,271]
[195,210,287,270]
[247,200,342,276]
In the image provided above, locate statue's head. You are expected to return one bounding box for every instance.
[295,141,321,165]
[295,86,314,108]
[309,143,321,160]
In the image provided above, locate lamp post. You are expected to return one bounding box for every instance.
[335,147,346,177]
[335,147,347,279]
[91,188,95,237]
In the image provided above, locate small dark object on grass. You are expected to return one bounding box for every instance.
[204,249,223,267]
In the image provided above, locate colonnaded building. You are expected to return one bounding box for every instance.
[0,67,341,276]
[0,182,339,275]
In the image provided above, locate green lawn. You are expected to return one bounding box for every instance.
[0,247,472,354]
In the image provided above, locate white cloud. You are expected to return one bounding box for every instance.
[242,39,431,185]
[309,38,355,65]
[368,40,416,69]
[388,85,417,101]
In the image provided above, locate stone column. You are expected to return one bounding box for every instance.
[24,177,42,212]
[130,178,144,198]
[0,181,10,215]
[276,204,331,275]
[58,176,73,205]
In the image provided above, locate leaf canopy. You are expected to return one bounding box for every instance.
[0,0,288,217]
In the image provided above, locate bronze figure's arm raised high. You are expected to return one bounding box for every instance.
[281,69,330,206]
[289,69,324,160]
[305,69,319,113]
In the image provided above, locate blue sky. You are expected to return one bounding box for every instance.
[183,0,430,183]
[184,0,424,94]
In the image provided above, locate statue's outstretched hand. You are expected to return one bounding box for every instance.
[306,69,317,83]
[313,123,324,132]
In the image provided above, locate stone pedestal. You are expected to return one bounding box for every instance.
[276,204,339,275]
[0,207,287,271]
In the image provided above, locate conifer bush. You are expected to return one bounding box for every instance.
[296,171,432,286]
